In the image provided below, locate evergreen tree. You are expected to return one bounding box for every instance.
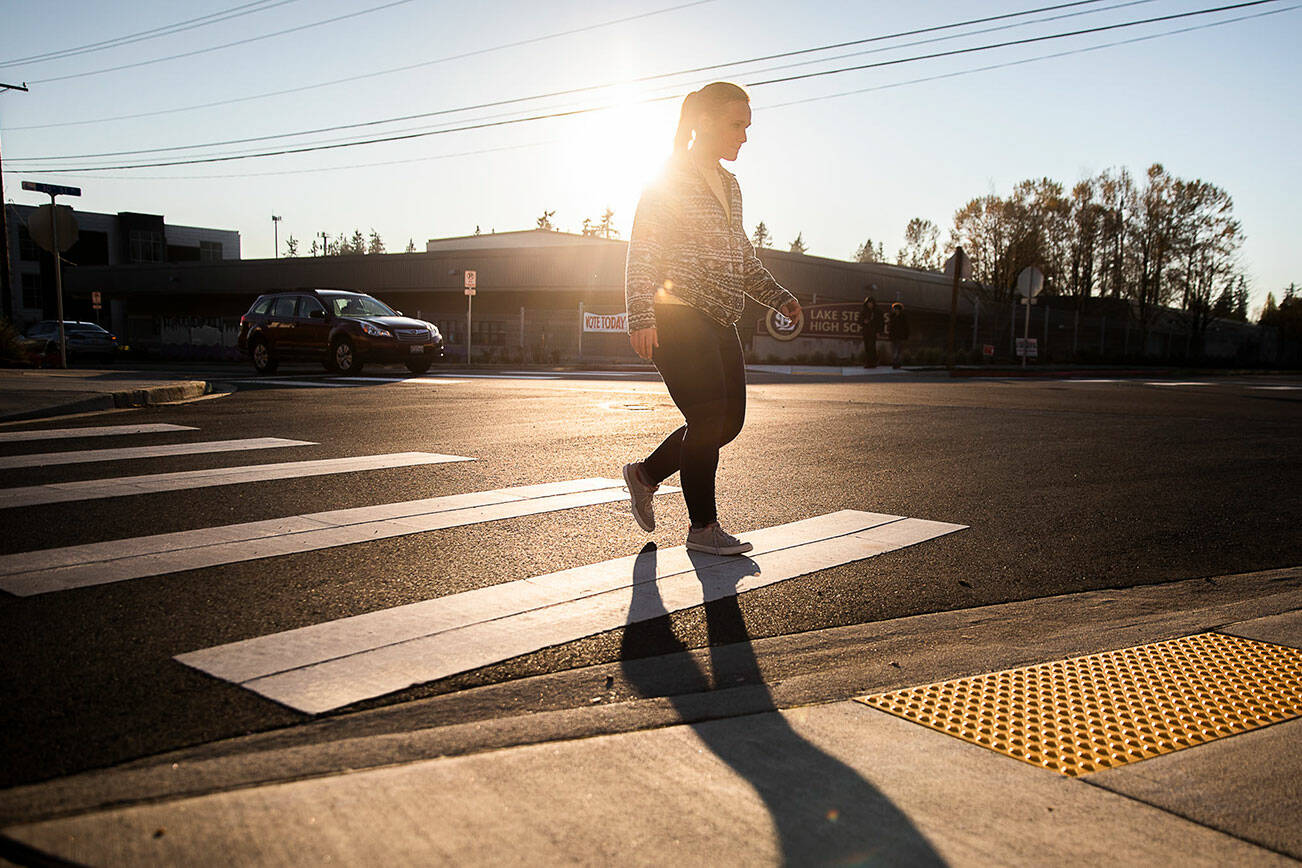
[284,236,299,257]
[854,238,884,263]
[751,221,771,249]
[405,238,417,254]
[789,232,807,254]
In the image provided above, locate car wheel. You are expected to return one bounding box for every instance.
[332,337,363,375]
[251,338,278,374]
[405,358,432,375]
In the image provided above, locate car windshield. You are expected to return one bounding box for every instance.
[325,294,395,318]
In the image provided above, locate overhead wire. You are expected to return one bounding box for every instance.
[0,0,304,68]
[12,0,1164,160]
[25,0,421,85]
[4,0,1097,131]
[6,0,1294,174]
[5,2,1293,184]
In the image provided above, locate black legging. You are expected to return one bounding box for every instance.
[641,302,746,528]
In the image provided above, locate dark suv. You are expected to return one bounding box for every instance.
[26,320,119,363]
[238,289,443,375]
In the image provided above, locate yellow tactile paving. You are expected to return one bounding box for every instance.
[855,632,1302,777]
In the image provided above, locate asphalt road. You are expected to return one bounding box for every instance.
[2,367,1299,789]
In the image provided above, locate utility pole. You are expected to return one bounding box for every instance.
[272,215,281,258]
[319,231,330,257]
[0,81,30,324]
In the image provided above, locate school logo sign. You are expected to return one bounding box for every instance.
[760,303,863,341]
[763,308,805,341]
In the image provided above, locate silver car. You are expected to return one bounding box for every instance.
[26,320,119,363]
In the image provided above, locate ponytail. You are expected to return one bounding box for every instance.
[672,82,749,154]
[673,91,698,153]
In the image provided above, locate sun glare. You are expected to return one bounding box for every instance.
[553,86,673,236]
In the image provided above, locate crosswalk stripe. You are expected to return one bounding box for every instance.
[1250,385,1300,391]
[329,377,469,385]
[0,452,473,509]
[176,510,967,714]
[227,380,357,388]
[1145,382,1210,387]
[0,438,315,470]
[0,478,674,596]
[0,424,197,443]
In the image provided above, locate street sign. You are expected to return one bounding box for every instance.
[1016,266,1045,299]
[464,270,477,289]
[464,288,476,296]
[91,291,102,310]
[1016,338,1039,359]
[27,204,78,253]
[22,181,81,198]
[983,344,995,358]
[943,250,972,281]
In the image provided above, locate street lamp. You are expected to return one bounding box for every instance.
[272,215,281,259]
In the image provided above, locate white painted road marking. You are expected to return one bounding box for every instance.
[0,424,197,443]
[0,438,315,470]
[177,510,967,714]
[227,380,358,388]
[1249,385,1301,391]
[1145,382,1211,387]
[0,478,675,596]
[330,377,469,385]
[0,452,473,509]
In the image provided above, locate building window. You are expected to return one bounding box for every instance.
[199,240,223,261]
[21,272,43,309]
[436,319,461,344]
[17,224,40,262]
[472,320,506,346]
[128,229,165,263]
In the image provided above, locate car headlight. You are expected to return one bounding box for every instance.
[426,322,441,340]
[361,322,392,338]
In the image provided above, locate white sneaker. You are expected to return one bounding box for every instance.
[622,462,658,532]
[686,522,753,556]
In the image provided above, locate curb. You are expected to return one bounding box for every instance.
[0,381,213,423]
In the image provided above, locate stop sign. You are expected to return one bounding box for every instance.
[27,204,79,253]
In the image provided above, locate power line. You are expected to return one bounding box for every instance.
[6,0,1096,130]
[8,0,1293,173]
[0,0,303,69]
[5,4,1293,183]
[745,0,1285,88]
[762,3,1300,109]
[14,0,1153,161]
[26,0,420,85]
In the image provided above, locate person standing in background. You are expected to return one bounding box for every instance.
[860,288,880,368]
[887,301,910,369]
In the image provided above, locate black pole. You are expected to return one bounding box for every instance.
[947,247,964,369]
[0,82,31,324]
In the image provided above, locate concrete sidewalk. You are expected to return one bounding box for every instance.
[0,369,217,423]
[1,568,1298,866]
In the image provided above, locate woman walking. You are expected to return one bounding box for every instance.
[622,82,801,556]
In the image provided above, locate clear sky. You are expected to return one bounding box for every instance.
[2,0,1299,313]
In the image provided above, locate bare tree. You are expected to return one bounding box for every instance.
[405,238,417,253]
[536,210,556,231]
[789,232,807,254]
[284,236,300,257]
[367,228,385,255]
[896,218,942,270]
[598,208,618,239]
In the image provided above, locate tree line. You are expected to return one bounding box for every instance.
[842,164,1260,350]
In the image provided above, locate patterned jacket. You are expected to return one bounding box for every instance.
[625,155,794,332]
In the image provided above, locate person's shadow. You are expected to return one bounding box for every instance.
[620,543,945,866]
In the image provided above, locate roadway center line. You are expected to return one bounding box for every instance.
[0,477,676,596]
[0,424,197,443]
[0,438,315,470]
[329,377,469,385]
[0,452,474,509]
[177,509,966,714]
